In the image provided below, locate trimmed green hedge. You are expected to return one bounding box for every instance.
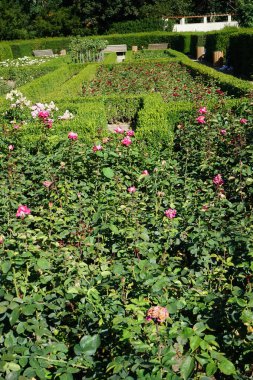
[0,44,13,61]
[103,52,117,64]
[136,94,174,149]
[229,31,253,78]
[49,63,99,101]
[204,29,238,64]
[170,49,253,97]
[104,95,143,123]
[9,38,73,59]
[19,101,108,146]
[18,64,83,101]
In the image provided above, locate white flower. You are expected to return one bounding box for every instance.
[58,110,74,120]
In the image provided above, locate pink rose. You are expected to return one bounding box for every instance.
[68,132,78,140]
[196,116,206,124]
[121,136,132,146]
[213,174,224,187]
[142,170,149,176]
[240,118,248,124]
[164,208,177,219]
[220,129,227,135]
[8,145,14,151]
[128,186,136,193]
[38,110,50,119]
[16,205,31,218]
[43,181,53,188]
[114,127,124,134]
[126,130,134,136]
[198,107,207,114]
[146,306,169,323]
[44,119,53,129]
[13,124,20,130]
[92,145,102,152]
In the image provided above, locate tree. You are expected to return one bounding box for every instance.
[236,0,253,26]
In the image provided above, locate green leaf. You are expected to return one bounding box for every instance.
[9,309,19,326]
[37,258,51,270]
[79,334,101,356]
[0,306,7,314]
[4,362,20,372]
[102,167,114,179]
[218,359,236,375]
[59,374,73,380]
[180,356,195,380]
[206,361,217,376]
[190,336,201,352]
[110,224,119,234]
[2,261,11,274]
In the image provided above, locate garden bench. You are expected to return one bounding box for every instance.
[103,44,127,53]
[148,43,168,50]
[33,49,54,57]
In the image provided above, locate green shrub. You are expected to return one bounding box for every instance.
[204,29,238,64]
[9,38,73,59]
[136,93,173,149]
[170,49,253,97]
[103,52,117,64]
[0,65,57,90]
[229,32,253,78]
[107,18,172,34]
[55,102,108,141]
[49,63,99,101]
[0,44,13,61]
[104,95,143,123]
[18,64,83,101]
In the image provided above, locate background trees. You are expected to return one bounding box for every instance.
[0,0,250,40]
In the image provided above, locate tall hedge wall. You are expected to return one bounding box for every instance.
[229,31,253,78]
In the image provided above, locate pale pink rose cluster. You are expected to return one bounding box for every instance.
[92,145,102,152]
[121,136,132,146]
[196,106,207,124]
[213,174,224,187]
[31,101,58,119]
[127,186,136,193]
[240,118,248,124]
[146,306,169,323]
[114,127,135,146]
[58,110,74,120]
[114,127,135,136]
[68,131,78,140]
[16,205,31,218]
[164,208,177,219]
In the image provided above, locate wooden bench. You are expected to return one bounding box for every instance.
[148,43,168,50]
[33,49,54,57]
[103,44,127,53]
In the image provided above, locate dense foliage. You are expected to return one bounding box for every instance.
[0,0,250,40]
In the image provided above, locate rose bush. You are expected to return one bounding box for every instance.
[0,91,252,379]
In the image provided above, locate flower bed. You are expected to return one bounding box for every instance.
[0,90,252,379]
[82,61,230,103]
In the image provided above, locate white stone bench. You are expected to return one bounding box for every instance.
[148,43,168,50]
[33,49,54,57]
[103,45,127,53]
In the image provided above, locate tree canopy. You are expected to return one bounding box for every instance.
[0,0,250,40]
